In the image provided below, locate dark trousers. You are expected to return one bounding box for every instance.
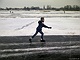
[32,30,44,40]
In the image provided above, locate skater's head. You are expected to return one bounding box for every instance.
[41,17,44,22]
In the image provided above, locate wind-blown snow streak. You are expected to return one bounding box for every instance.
[15,21,36,30]
[0,46,80,52]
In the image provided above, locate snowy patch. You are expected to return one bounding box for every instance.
[0,11,80,36]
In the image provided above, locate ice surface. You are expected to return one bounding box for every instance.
[0,10,80,36]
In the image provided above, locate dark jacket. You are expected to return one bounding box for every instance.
[37,21,49,31]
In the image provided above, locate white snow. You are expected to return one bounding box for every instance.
[0,10,80,36]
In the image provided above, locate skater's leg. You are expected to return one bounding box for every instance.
[39,31,44,40]
[39,31,45,42]
[32,31,38,39]
[29,31,38,43]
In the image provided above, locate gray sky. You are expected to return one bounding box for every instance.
[0,0,80,8]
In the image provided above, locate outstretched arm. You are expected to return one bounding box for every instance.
[43,23,52,29]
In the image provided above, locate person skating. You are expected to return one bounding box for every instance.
[29,17,52,43]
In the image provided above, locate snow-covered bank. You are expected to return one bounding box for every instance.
[0,10,80,36]
[0,10,80,18]
[0,18,80,36]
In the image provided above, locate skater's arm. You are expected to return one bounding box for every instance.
[43,23,52,29]
[38,21,52,29]
[43,24,49,28]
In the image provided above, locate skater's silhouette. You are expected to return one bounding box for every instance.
[29,17,52,43]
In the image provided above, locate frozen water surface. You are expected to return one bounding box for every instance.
[0,10,80,36]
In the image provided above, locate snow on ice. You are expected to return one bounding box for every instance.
[0,10,80,36]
